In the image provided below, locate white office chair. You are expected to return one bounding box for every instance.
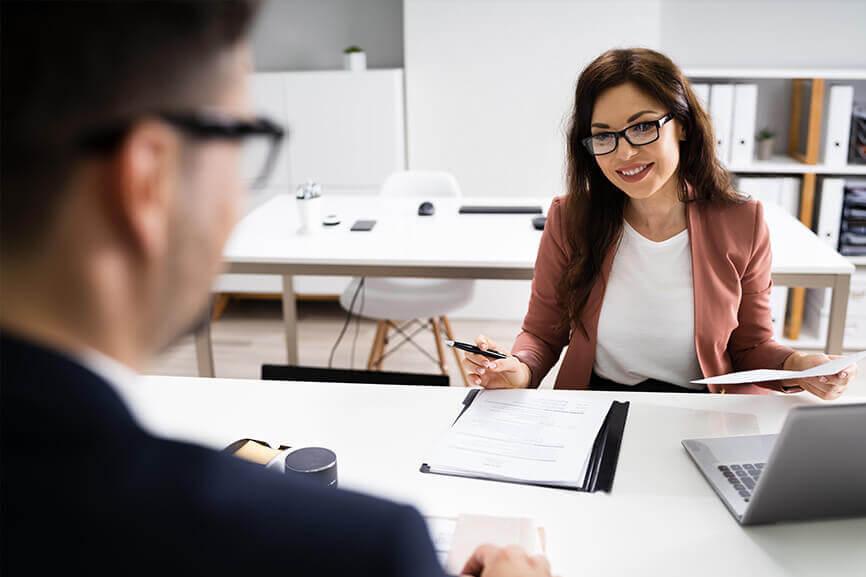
[339,171,474,385]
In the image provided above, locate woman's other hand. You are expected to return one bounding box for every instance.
[783,352,856,400]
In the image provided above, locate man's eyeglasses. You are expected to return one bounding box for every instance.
[79,111,286,188]
[582,113,674,156]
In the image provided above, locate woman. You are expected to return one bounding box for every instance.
[464,48,855,399]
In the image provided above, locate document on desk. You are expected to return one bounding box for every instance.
[691,350,866,386]
[421,390,614,489]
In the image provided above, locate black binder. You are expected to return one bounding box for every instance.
[420,389,629,493]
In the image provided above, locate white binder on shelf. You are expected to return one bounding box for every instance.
[692,83,710,113]
[737,176,779,208]
[770,286,789,339]
[823,85,854,167]
[709,84,735,165]
[736,176,800,218]
[730,84,758,166]
[778,177,801,218]
[816,178,845,249]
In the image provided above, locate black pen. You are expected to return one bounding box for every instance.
[445,340,508,360]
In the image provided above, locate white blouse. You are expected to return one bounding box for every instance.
[593,220,704,389]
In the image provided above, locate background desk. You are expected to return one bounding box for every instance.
[120,377,866,576]
[195,195,854,376]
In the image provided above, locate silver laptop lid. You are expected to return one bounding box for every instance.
[742,403,866,525]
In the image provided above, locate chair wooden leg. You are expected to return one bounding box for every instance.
[211,294,230,321]
[441,315,470,387]
[430,317,448,375]
[367,320,387,370]
[376,321,392,371]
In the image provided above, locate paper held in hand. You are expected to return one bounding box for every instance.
[691,351,866,386]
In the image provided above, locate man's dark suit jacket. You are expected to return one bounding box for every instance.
[1,334,446,576]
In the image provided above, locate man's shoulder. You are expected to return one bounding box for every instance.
[1,334,443,576]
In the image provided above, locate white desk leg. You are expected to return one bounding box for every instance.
[194,320,215,377]
[282,274,299,365]
[826,273,851,355]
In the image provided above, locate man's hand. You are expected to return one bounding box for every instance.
[460,544,552,577]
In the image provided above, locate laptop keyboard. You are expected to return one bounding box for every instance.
[717,463,765,501]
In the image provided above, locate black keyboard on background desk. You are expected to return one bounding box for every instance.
[458,205,544,214]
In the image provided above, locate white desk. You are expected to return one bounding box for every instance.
[195,195,854,375]
[120,376,866,576]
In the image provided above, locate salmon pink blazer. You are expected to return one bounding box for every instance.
[512,194,796,394]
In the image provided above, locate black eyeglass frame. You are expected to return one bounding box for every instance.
[79,111,286,187]
[581,112,674,156]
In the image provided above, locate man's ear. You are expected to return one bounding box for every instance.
[106,120,180,260]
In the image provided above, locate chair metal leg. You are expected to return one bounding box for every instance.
[441,315,470,387]
[430,317,448,375]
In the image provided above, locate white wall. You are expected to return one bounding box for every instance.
[660,0,866,69]
[405,0,663,320]
[404,0,662,198]
[252,0,403,71]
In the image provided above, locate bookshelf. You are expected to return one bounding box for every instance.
[684,68,866,81]
[729,155,866,175]
[687,68,866,350]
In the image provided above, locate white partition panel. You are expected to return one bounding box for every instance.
[404,0,662,198]
[283,69,406,192]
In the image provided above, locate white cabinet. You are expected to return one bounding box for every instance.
[220,70,406,298]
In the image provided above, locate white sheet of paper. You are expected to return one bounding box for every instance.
[691,350,866,386]
[424,389,612,487]
[425,515,545,574]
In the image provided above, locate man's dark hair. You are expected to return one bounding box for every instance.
[1,0,260,256]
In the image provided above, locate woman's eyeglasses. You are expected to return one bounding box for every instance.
[582,113,674,156]
[79,111,286,189]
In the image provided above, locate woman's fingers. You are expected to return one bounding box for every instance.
[462,358,524,388]
[463,353,488,369]
[474,334,501,352]
[482,356,521,374]
[801,378,846,400]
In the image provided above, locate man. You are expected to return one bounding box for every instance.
[0,2,551,576]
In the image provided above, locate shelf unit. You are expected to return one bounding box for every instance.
[729,155,866,175]
[683,68,866,81]
[687,68,866,349]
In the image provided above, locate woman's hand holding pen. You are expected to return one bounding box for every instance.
[462,335,532,389]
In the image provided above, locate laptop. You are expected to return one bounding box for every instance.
[682,403,866,525]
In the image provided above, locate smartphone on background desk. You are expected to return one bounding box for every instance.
[350,219,377,231]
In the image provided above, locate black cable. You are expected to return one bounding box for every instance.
[328,277,365,368]
[350,278,366,369]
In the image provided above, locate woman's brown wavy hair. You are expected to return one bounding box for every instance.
[559,47,743,335]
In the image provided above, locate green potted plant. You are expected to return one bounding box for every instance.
[343,45,366,72]
[756,128,775,161]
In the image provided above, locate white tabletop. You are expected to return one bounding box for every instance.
[121,376,866,576]
[224,194,854,277]
[762,203,854,276]
[224,194,548,276]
